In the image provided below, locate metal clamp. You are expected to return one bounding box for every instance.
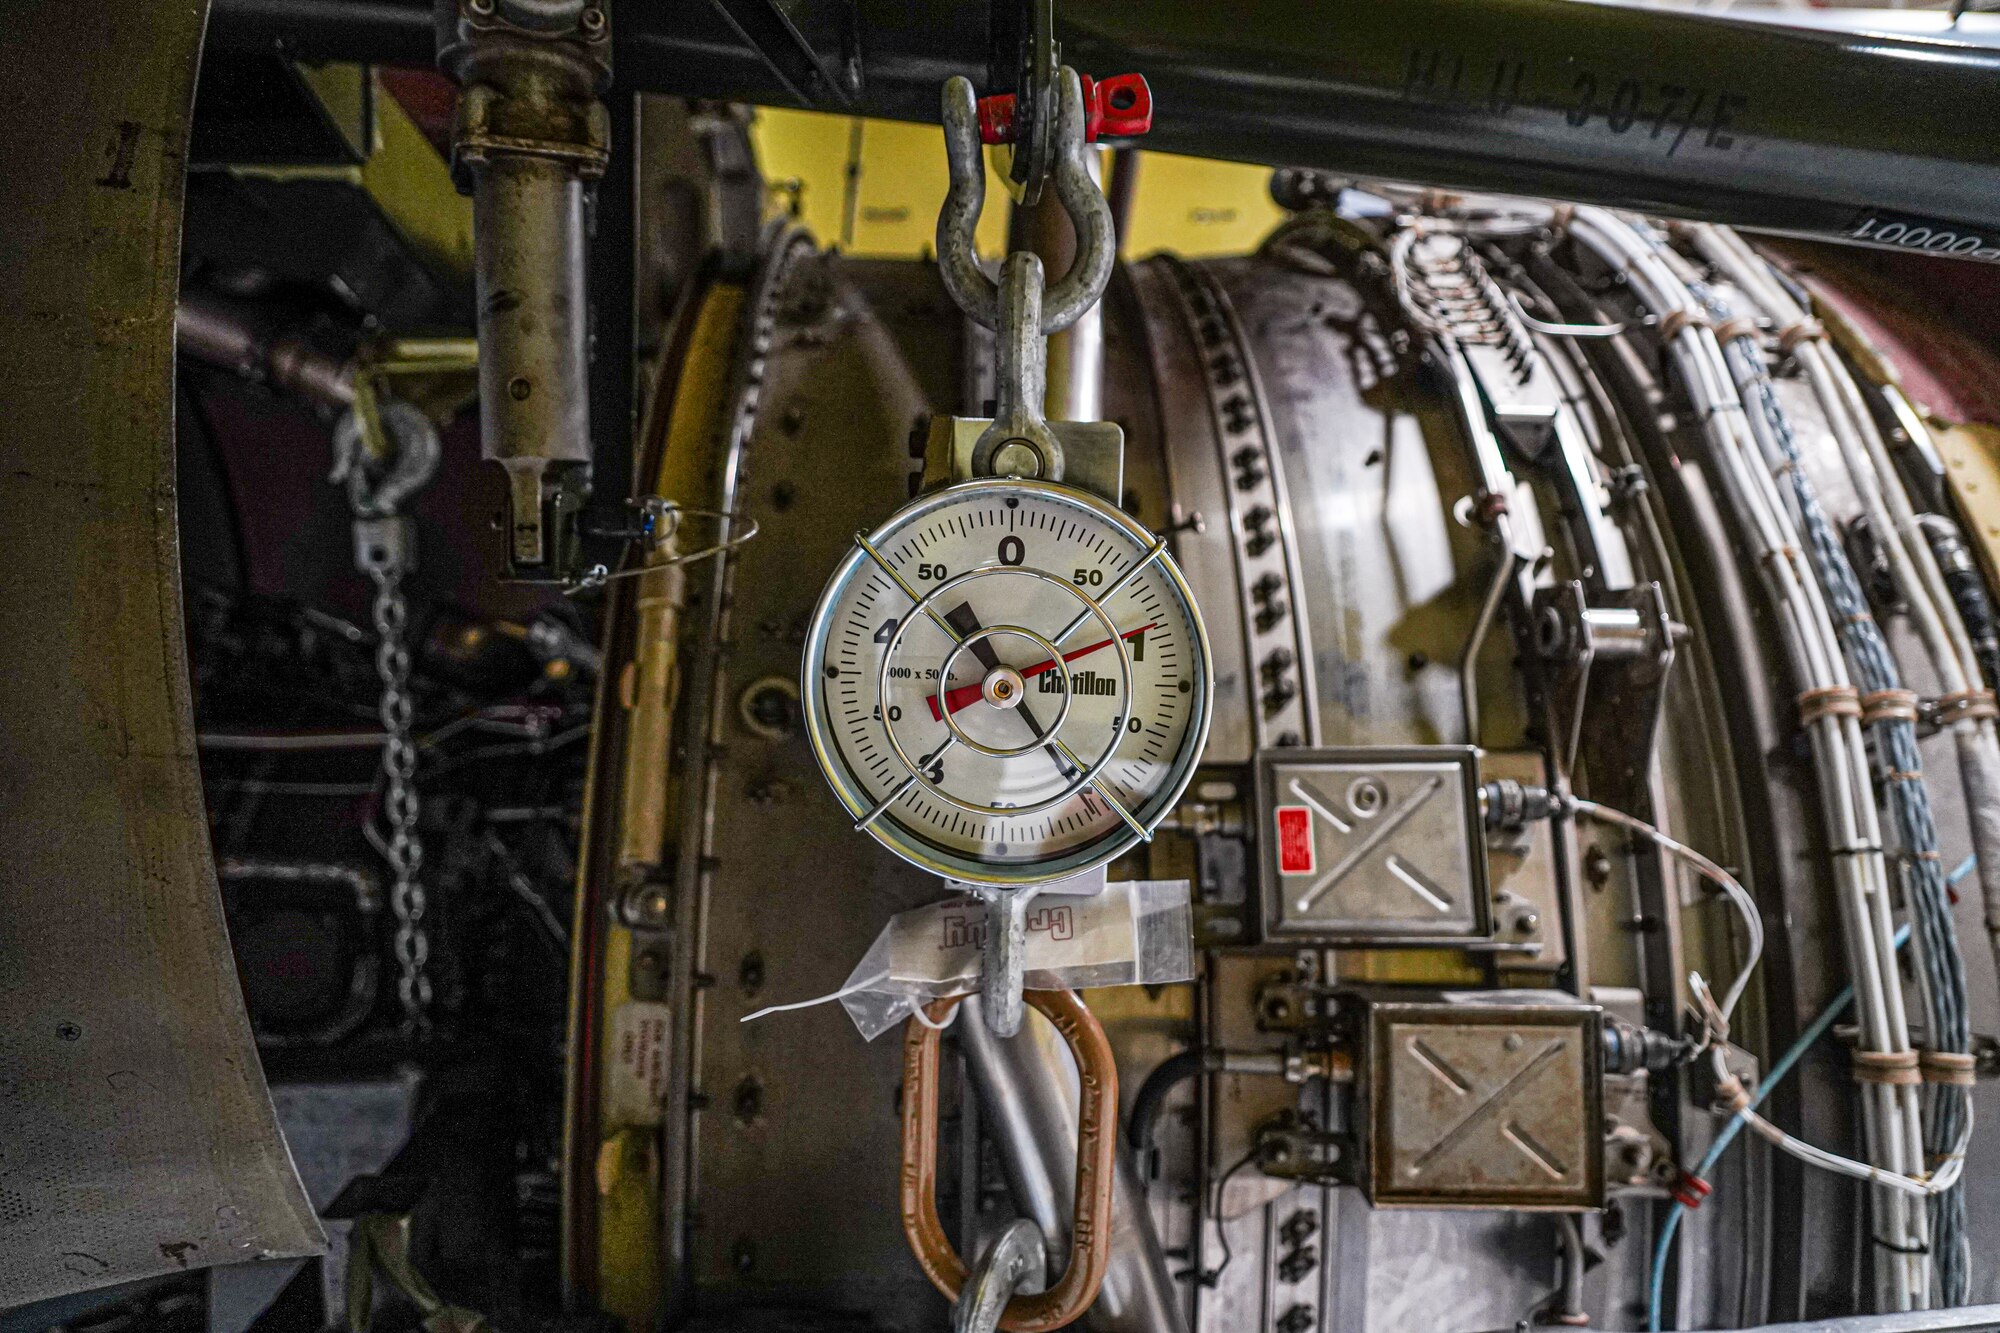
[901,988,1117,1331]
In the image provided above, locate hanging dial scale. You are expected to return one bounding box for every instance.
[804,481,1210,884]
[800,70,1211,888]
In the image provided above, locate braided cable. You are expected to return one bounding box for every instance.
[1692,272,1971,1302]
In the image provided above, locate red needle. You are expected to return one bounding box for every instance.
[925,624,1157,721]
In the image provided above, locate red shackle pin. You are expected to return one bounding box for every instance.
[976,73,1153,146]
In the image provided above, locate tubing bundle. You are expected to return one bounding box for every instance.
[1567,209,1935,1310]
[1680,235,1972,1303]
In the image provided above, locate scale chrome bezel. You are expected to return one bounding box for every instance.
[800,478,1214,886]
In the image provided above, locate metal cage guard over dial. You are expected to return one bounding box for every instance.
[900,989,1117,1330]
[799,479,1212,889]
[876,564,1137,819]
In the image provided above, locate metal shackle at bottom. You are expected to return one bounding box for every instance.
[900,988,1118,1330]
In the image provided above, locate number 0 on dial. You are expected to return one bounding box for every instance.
[801,479,1214,884]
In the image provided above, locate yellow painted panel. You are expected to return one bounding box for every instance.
[1940,423,2000,596]
[594,1128,662,1327]
[748,106,853,249]
[237,64,474,281]
[361,69,474,280]
[587,282,747,1333]
[1338,948,1485,987]
[852,117,1002,257]
[1118,151,1285,259]
[294,61,372,160]
[751,112,1282,262]
[750,107,1010,258]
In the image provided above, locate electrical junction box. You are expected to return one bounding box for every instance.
[1255,746,1493,946]
[1354,990,1604,1211]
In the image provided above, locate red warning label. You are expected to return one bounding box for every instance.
[1276,805,1314,875]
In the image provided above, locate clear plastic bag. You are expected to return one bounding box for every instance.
[741,880,1194,1040]
[842,878,1193,1038]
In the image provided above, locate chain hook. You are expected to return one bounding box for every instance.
[333,392,444,519]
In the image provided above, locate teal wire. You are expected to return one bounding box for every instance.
[1647,923,1915,1331]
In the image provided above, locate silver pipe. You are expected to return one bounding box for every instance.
[959,996,1189,1333]
[175,289,354,411]
[1043,148,1106,424]
[1550,1214,1589,1327]
[439,2,609,580]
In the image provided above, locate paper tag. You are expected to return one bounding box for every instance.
[887,893,1118,988]
[606,1001,672,1126]
[1276,805,1315,875]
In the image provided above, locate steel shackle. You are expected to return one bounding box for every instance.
[954,1218,1049,1333]
[899,988,1118,1331]
[936,68,1115,337]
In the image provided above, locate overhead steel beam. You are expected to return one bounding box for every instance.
[207,0,2000,260]
[703,0,856,108]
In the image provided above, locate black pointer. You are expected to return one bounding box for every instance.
[944,601,1080,779]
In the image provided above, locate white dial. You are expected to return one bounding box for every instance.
[802,479,1213,884]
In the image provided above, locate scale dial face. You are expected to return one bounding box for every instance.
[802,479,1213,884]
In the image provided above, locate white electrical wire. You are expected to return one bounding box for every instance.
[1578,734,1969,1233]
[1688,223,1984,1304]
[1689,227,1973,699]
[1694,222,2000,983]
[738,971,963,1030]
[1568,797,1762,1030]
[1718,1046,1975,1199]
[1567,208,1928,1307]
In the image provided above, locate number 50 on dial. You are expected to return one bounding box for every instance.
[801,479,1215,885]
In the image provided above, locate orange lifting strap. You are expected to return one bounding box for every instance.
[898,988,1118,1331]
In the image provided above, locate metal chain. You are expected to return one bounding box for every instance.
[369,555,432,1028]
[343,390,440,1033]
